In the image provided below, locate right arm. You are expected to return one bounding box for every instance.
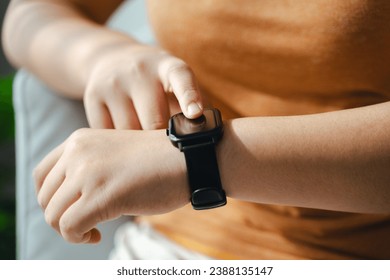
[3,0,125,97]
[2,0,204,129]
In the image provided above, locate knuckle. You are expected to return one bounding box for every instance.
[63,130,94,171]
[144,117,167,130]
[74,162,90,176]
[67,129,89,152]
[166,60,191,78]
[70,128,89,139]
[83,87,97,103]
[85,77,106,98]
[182,88,199,102]
[37,193,46,209]
[44,211,58,228]
[105,72,119,86]
[85,72,123,102]
[104,72,123,92]
[32,166,40,179]
[59,217,79,243]
[32,166,43,186]
[128,59,148,78]
[145,121,166,130]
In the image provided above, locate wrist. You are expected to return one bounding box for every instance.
[216,119,233,198]
[216,118,248,200]
[154,129,191,207]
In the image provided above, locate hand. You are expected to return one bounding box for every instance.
[34,128,189,243]
[83,44,204,130]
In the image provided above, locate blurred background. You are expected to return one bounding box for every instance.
[0,0,16,260]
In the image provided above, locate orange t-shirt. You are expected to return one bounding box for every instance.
[142,0,390,259]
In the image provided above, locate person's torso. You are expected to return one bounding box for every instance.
[143,0,390,259]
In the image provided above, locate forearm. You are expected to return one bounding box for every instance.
[2,0,131,98]
[32,101,390,241]
[219,101,390,214]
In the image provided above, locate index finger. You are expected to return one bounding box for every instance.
[158,59,204,119]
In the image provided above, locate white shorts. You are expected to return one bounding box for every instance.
[110,222,210,260]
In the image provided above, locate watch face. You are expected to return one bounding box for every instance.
[173,109,218,137]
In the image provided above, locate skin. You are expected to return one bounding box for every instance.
[3,0,390,244]
[2,0,204,130]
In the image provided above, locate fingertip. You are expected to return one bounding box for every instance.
[82,228,101,244]
[89,228,102,243]
[186,102,203,119]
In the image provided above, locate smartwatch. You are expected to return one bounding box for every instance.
[167,108,227,210]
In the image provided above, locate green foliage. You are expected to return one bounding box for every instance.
[0,206,16,260]
[0,210,14,231]
[0,74,15,140]
[0,74,16,259]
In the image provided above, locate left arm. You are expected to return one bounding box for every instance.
[34,101,390,243]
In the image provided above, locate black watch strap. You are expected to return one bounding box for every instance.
[183,143,226,210]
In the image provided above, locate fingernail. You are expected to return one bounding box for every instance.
[187,102,202,117]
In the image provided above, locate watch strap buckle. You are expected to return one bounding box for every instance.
[191,188,227,210]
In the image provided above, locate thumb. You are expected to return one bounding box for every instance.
[81,228,101,244]
[160,59,204,119]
